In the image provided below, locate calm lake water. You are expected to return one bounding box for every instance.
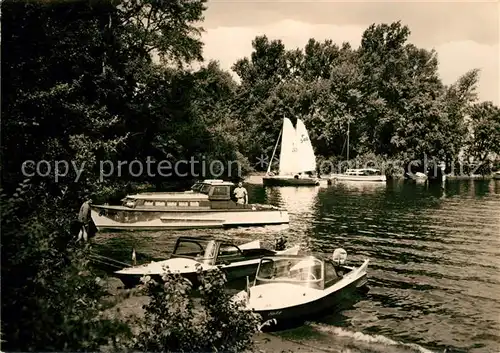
[95,179,500,353]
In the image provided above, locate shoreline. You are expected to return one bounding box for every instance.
[244,173,496,185]
[100,278,344,353]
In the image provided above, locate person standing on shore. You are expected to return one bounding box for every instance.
[77,198,93,242]
[233,182,248,205]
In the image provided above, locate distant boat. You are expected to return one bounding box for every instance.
[328,120,386,184]
[329,168,387,184]
[406,171,428,183]
[233,248,369,327]
[263,117,320,186]
[114,236,300,288]
[493,171,500,180]
[91,180,289,231]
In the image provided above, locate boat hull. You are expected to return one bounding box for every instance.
[115,244,301,289]
[328,174,386,183]
[91,207,289,231]
[117,261,268,289]
[255,273,368,324]
[263,176,320,186]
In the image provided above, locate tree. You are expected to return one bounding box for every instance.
[1,0,235,351]
[440,69,481,164]
[1,0,128,201]
[115,0,206,66]
[466,101,500,163]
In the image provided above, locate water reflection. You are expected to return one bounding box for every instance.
[329,180,387,194]
[265,186,320,215]
[264,186,321,248]
[494,180,500,194]
[311,180,500,353]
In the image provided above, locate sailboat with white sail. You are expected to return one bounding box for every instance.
[263,117,320,186]
[328,120,386,183]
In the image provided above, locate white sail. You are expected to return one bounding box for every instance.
[295,119,316,173]
[278,118,298,175]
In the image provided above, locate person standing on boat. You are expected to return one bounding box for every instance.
[233,182,248,205]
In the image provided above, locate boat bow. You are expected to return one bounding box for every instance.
[247,282,322,311]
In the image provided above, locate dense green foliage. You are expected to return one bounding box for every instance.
[0,182,132,351]
[1,0,498,351]
[230,24,498,172]
[466,102,500,163]
[133,269,259,352]
[1,0,255,351]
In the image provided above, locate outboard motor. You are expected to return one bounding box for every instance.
[332,248,347,265]
[275,236,287,251]
[246,276,251,298]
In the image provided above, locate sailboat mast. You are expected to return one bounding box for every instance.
[346,120,350,162]
[267,127,283,174]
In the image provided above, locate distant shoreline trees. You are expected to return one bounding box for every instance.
[229,25,498,176]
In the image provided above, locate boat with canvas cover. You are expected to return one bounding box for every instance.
[406,171,428,183]
[114,236,300,288]
[263,117,320,186]
[233,249,369,327]
[91,180,289,231]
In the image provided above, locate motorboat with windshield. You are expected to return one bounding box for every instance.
[91,180,289,231]
[114,236,300,288]
[233,249,369,326]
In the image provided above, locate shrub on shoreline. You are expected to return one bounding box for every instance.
[131,268,260,353]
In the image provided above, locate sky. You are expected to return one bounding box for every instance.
[199,0,499,104]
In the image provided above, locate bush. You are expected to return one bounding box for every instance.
[0,181,131,351]
[132,267,260,353]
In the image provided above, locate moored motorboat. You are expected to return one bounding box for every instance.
[327,119,386,185]
[115,236,300,288]
[493,171,500,180]
[91,180,289,231]
[328,168,386,184]
[233,249,369,327]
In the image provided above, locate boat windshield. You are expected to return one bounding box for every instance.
[191,182,202,192]
[191,183,211,195]
[255,256,323,288]
[364,169,382,175]
[172,238,217,263]
[122,197,136,208]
